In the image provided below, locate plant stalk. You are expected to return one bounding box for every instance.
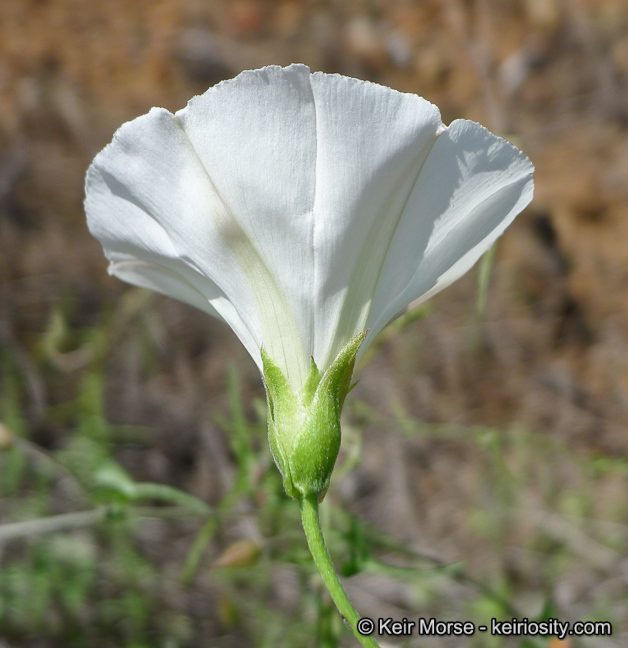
[299,493,380,648]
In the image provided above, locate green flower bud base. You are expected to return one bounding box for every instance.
[263,332,380,647]
[262,332,366,501]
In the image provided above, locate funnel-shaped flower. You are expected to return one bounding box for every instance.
[86,64,533,499]
[86,64,533,388]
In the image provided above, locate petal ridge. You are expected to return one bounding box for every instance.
[172,105,309,385]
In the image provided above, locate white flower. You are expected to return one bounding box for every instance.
[85,64,534,393]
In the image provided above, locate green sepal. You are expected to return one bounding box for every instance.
[261,347,300,488]
[324,333,365,411]
[262,332,367,500]
[302,357,322,408]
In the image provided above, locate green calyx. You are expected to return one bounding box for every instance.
[262,332,366,501]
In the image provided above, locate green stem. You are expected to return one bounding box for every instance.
[299,494,380,648]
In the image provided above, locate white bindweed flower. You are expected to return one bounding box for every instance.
[85,64,533,499]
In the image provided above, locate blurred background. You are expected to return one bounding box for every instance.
[0,1,627,647]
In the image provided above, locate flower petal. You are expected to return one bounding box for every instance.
[175,65,321,385]
[85,107,266,365]
[108,259,223,319]
[175,66,448,376]
[363,120,534,351]
[306,72,444,369]
[86,72,318,383]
